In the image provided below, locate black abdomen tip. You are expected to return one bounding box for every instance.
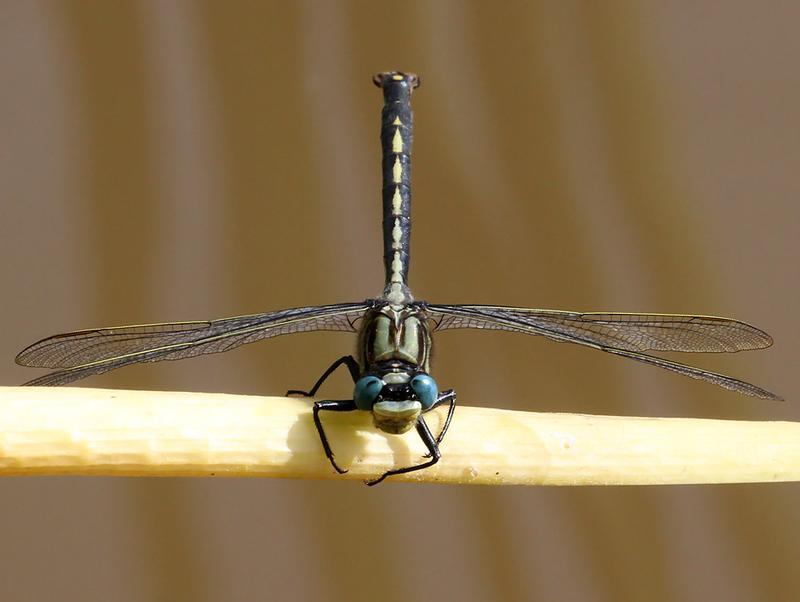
[373,71,420,89]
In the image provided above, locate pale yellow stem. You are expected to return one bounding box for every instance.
[0,386,796,485]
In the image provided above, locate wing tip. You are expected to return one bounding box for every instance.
[737,320,774,350]
[15,346,40,367]
[759,389,784,401]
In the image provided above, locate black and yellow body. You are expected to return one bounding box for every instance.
[291,73,456,485]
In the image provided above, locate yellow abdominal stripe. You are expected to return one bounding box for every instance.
[392,187,402,215]
[392,128,403,153]
[389,116,405,286]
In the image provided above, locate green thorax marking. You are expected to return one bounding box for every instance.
[358,305,431,372]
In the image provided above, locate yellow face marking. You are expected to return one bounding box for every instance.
[392,186,402,215]
[392,157,402,183]
[392,74,403,81]
[392,127,403,153]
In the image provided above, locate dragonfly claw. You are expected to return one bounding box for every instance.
[330,459,348,474]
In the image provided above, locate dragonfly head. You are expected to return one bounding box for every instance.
[353,372,439,434]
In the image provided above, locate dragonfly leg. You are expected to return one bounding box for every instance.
[366,416,440,486]
[313,399,357,474]
[423,389,456,457]
[287,355,360,397]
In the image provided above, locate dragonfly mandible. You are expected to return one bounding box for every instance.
[16,71,780,485]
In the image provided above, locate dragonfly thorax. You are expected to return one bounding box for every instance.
[358,304,431,374]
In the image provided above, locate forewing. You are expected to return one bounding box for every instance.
[426,304,779,399]
[427,305,772,352]
[18,302,369,386]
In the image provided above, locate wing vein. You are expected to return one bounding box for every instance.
[19,302,370,386]
[426,304,779,399]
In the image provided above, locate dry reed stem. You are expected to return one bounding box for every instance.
[0,386,797,485]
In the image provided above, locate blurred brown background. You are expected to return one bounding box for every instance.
[0,1,797,601]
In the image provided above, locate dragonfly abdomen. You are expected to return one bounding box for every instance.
[374,71,418,305]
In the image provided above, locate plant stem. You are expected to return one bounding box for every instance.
[0,386,797,485]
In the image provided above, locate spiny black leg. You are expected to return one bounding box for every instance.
[366,416,441,486]
[287,355,360,397]
[313,399,357,474]
[423,389,456,457]
[433,389,456,444]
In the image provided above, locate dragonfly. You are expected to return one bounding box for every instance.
[16,71,780,486]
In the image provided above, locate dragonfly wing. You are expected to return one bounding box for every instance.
[18,302,370,386]
[427,305,773,352]
[426,304,779,399]
[604,348,781,400]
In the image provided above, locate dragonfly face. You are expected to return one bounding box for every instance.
[354,371,438,434]
[16,70,780,486]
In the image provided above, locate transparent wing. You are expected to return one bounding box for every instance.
[427,305,773,352]
[426,304,780,399]
[17,302,370,386]
[602,348,779,399]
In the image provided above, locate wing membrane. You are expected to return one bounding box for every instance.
[426,304,779,399]
[603,348,779,399]
[428,305,772,352]
[18,302,369,386]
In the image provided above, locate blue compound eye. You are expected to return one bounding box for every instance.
[353,376,383,410]
[410,374,438,410]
